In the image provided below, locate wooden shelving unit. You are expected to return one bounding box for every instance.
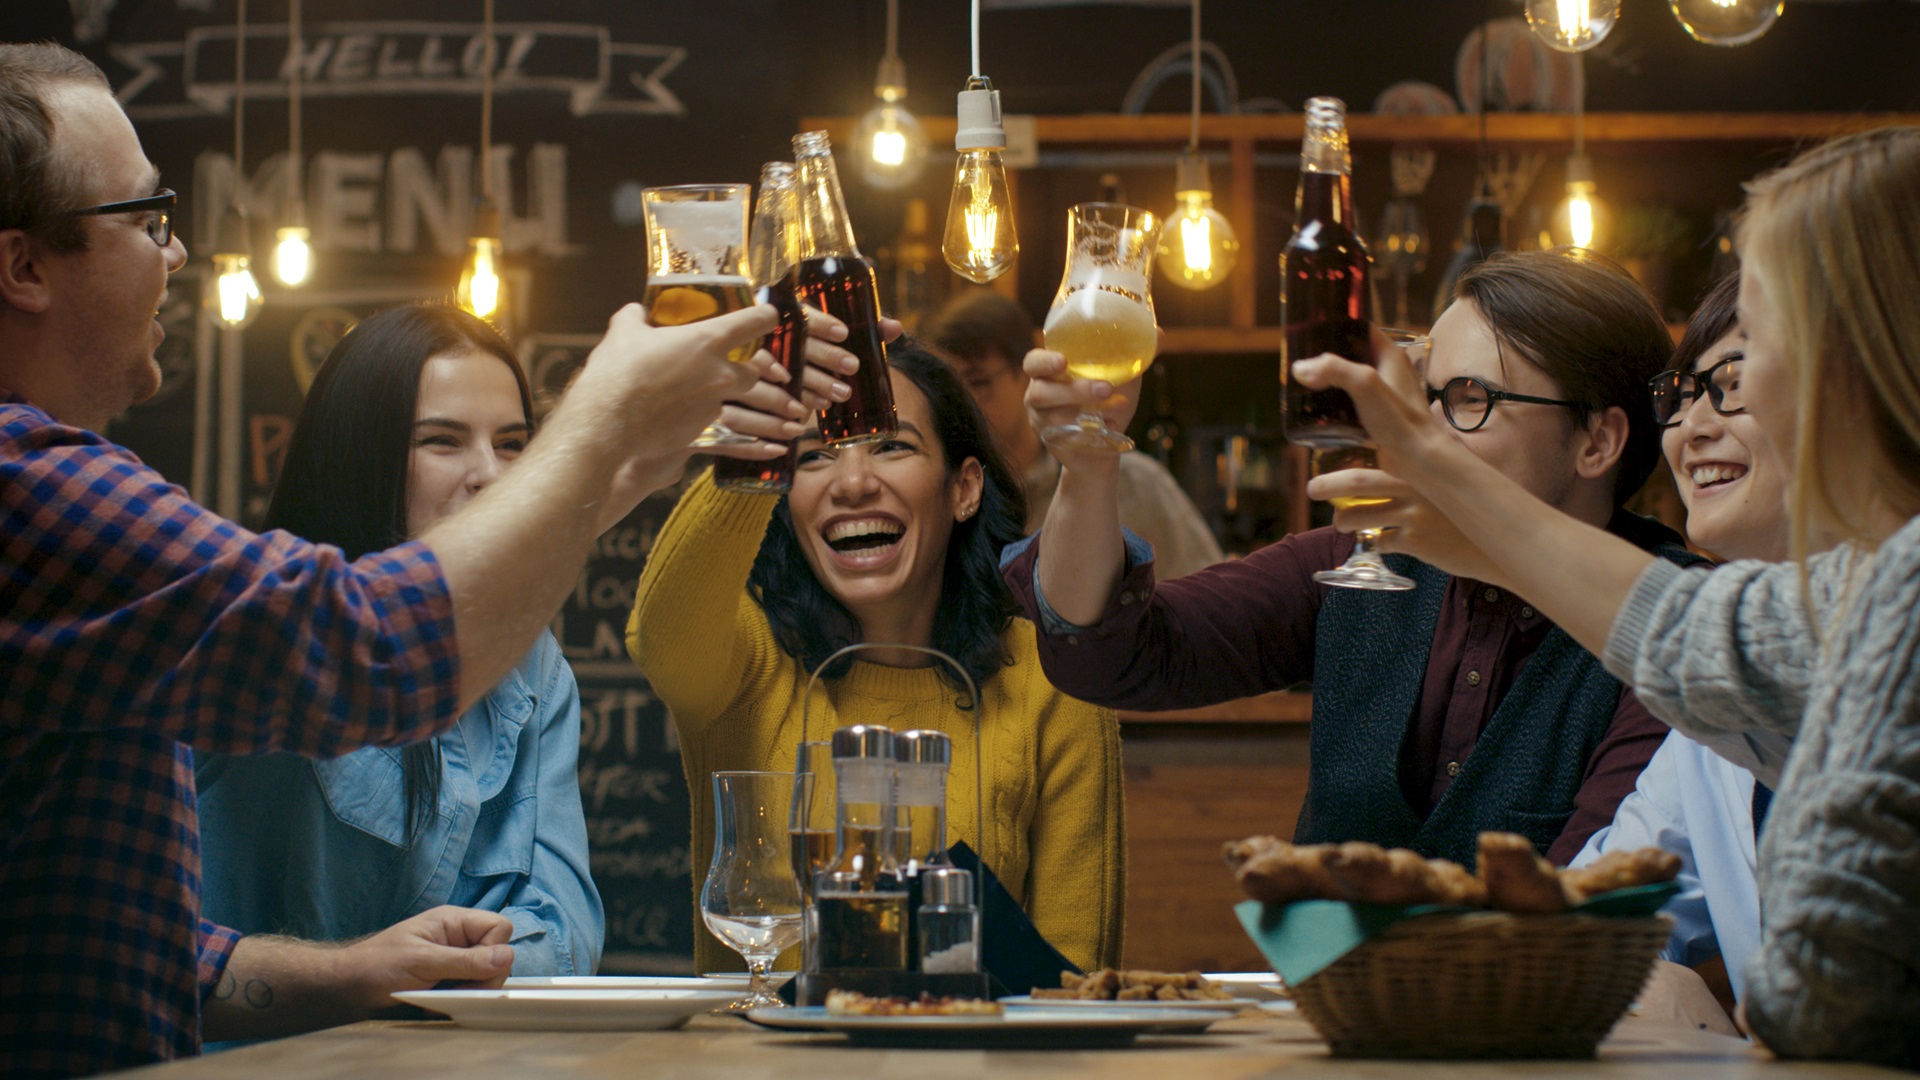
[807,111,1915,351]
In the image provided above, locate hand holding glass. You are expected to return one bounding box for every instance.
[701,771,803,1010]
[1308,329,1422,592]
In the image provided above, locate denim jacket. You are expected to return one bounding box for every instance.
[196,630,603,976]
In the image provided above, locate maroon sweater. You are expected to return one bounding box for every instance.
[1001,519,1676,864]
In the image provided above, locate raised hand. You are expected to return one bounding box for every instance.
[1022,347,1143,476]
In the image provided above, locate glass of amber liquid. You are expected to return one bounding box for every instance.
[1306,328,1423,591]
[1040,202,1162,454]
[641,184,758,448]
[788,741,836,905]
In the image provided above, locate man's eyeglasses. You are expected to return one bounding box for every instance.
[64,189,175,248]
[1649,354,1746,428]
[1426,376,1583,432]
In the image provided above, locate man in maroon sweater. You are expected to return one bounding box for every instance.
[1002,251,1690,866]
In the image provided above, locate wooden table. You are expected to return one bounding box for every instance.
[108,1010,1904,1079]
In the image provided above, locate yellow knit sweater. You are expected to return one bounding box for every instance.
[626,472,1124,975]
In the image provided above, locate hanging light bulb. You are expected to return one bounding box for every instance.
[1161,151,1238,290]
[1525,0,1621,52]
[1550,153,1611,251]
[942,76,1017,283]
[1158,1,1235,291]
[853,0,926,190]
[207,204,264,328]
[272,0,313,288]
[1670,0,1781,46]
[273,209,311,287]
[458,201,508,325]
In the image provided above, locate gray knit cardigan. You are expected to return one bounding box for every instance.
[1607,513,1920,1068]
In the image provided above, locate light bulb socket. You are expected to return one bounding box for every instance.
[214,204,252,259]
[1564,153,1595,186]
[1174,150,1213,199]
[954,78,1005,151]
[875,54,907,101]
[470,199,502,242]
[279,196,308,230]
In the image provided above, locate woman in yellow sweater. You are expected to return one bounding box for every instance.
[628,340,1123,975]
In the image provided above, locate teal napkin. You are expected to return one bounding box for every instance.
[1235,881,1679,986]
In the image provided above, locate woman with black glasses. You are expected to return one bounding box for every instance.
[1004,248,1697,867]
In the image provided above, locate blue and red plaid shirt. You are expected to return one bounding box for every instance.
[0,395,463,1078]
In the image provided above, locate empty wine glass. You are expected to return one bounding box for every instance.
[701,771,804,1011]
[1040,202,1162,453]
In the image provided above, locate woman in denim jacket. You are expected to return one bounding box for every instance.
[197,304,603,977]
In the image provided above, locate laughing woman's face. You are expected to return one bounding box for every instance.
[1660,326,1789,561]
[786,369,980,632]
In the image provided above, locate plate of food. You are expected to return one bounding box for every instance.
[747,992,1232,1049]
[1017,968,1251,1008]
[393,987,739,1031]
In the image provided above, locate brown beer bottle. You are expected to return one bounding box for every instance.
[1280,97,1374,450]
[792,131,899,446]
[715,162,809,493]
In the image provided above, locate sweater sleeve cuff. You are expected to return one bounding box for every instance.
[1604,557,1689,684]
[1002,528,1155,637]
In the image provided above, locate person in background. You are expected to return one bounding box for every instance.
[1299,126,1920,1067]
[0,43,791,1077]
[1010,250,1693,868]
[1574,273,1781,1036]
[628,341,1124,975]
[927,289,1223,578]
[197,305,603,978]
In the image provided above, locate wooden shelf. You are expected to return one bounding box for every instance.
[1118,690,1312,725]
[802,112,1920,149]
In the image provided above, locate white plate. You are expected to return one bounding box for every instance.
[999,994,1255,1012]
[746,1005,1237,1048]
[701,971,794,986]
[506,976,730,991]
[393,988,740,1031]
[1200,972,1290,1001]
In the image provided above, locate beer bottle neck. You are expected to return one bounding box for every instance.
[1295,170,1355,230]
[797,151,864,260]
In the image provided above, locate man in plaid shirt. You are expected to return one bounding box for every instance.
[0,45,813,1077]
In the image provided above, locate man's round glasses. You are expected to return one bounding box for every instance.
[65,189,175,248]
[1649,354,1745,428]
[1426,376,1583,432]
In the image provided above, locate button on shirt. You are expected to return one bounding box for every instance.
[0,398,462,1078]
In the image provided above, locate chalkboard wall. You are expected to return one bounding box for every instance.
[11,0,1920,974]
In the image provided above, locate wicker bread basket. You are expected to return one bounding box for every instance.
[1288,910,1672,1058]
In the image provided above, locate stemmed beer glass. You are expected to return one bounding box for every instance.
[642,184,758,448]
[1039,203,1162,453]
[700,771,804,1011]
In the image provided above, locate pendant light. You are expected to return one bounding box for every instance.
[208,0,263,329]
[1158,0,1237,291]
[1525,0,1621,53]
[1670,0,1782,46]
[457,0,510,329]
[853,0,927,190]
[941,0,1017,283]
[271,0,311,287]
[1550,55,1609,251]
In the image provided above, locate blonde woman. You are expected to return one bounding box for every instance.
[1296,127,1920,1067]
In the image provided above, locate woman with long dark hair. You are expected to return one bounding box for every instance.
[196,304,604,976]
[627,340,1123,974]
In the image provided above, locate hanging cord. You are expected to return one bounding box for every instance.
[885,0,899,63]
[1572,51,1586,159]
[1187,0,1200,152]
[970,0,981,78]
[287,0,300,202]
[232,0,246,177]
[1477,3,1491,198]
[480,0,495,202]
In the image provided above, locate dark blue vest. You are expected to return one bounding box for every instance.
[1295,553,1659,868]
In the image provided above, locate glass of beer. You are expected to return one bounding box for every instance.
[641,184,757,448]
[1039,202,1162,454]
